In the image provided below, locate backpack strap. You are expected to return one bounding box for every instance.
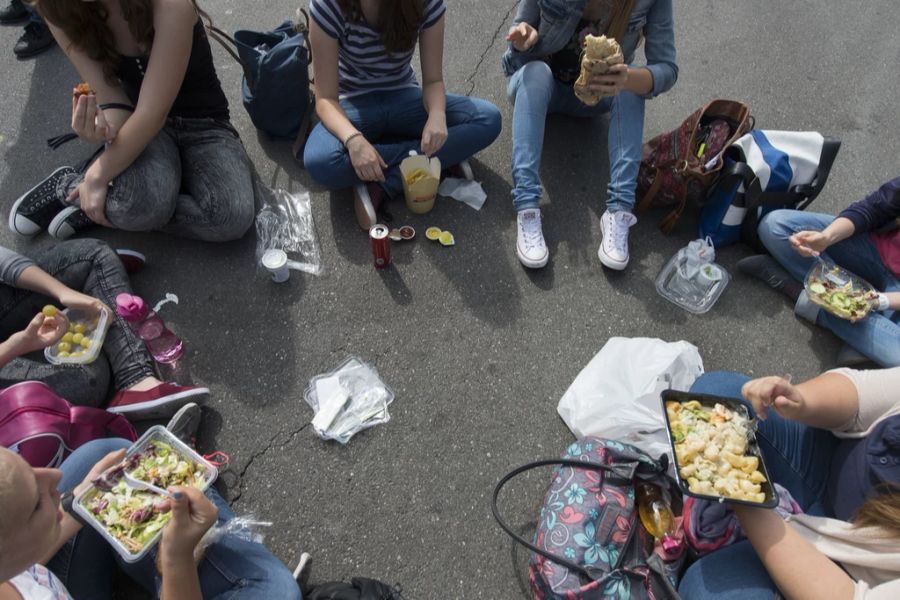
[492,457,663,582]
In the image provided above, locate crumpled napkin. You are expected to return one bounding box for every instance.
[438,178,487,210]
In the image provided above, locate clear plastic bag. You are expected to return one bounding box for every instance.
[195,515,273,560]
[304,356,395,444]
[255,187,323,275]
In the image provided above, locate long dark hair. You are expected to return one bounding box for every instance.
[338,0,424,53]
[30,0,209,83]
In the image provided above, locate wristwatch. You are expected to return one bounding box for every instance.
[60,491,88,527]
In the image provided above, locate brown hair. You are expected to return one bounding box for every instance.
[605,0,637,42]
[30,0,208,83]
[338,0,424,54]
[853,486,900,539]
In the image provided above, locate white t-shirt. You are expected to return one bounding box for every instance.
[786,367,900,600]
[8,565,72,600]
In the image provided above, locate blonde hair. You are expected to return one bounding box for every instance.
[853,486,900,538]
[0,449,24,554]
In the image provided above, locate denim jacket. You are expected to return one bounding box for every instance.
[501,0,678,98]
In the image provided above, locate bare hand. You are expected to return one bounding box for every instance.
[588,64,629,97]
[10,312,69,354]
[421,112,448,156]
[71,93,117,144]
[741,376,805,421]
[790,231,830,257]
[506,22,538,52]
[73,449,126,497]
[160,487,219,561]
[67,177,112,227]
[57,289,108,323]
[347,136,387,182]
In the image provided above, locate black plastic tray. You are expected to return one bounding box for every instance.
[661,389,778,508]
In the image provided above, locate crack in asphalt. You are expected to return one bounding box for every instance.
[464,0,518,95]
[231,422,310,505]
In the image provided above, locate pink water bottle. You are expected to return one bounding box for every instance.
[115,293,184,363]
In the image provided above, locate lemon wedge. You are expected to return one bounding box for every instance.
[425,227,442,241]
[439,231,455,246]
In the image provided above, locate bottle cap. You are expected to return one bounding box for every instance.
[115,293,148,321]
[661,535,681,554]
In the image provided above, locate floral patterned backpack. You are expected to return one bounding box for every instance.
[492,438,682,600]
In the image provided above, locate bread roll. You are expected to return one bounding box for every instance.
[573,34,624,106]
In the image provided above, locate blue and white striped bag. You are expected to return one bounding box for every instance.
[699,130,840,249]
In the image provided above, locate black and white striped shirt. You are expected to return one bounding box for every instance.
[310,0,446,98]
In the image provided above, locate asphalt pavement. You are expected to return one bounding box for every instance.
[1,1,899,598]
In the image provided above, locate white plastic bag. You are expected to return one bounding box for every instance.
[678,237,715,279]
[255,187,323,275]
[556,337,704,466]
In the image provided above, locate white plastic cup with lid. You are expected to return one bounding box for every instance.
[261,249,290,283]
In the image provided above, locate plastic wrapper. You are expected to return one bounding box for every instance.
[656,238,730,315]
[255,187,323,275]
[304,356,395,444]
[195,515,273,559]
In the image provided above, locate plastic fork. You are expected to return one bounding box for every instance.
[124,471,173,498]
[815,255,850,286]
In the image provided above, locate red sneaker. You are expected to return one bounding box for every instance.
[107,383,209,420]
[116,249,146,274]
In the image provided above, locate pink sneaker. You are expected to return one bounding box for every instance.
[116,249,146,274]
[107,383,209,420]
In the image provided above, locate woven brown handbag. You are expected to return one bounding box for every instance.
[636,99,753,233]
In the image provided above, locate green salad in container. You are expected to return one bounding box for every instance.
[81,440,209,554]
[805,262,876,321]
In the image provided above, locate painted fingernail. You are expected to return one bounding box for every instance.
[172,491,183,500]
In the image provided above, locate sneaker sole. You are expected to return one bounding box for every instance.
[165,402,202,442]
[516,245,549,269]
[116,249,147,273]
[8,166,73,236]
[458,160,475,181]
[107,387,210,420]
[597,218,629,270]
[47,205,82,240]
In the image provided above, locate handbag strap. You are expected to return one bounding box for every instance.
[492,457,656,582]
[206,24,255,87]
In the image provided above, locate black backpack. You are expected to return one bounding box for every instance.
[307,577,406,600]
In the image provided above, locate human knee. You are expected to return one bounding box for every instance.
[303,129,345,188]
[511,61,554,101]
[106,178,178,231]
[478,101,503,140]
[204,187,256,242]
[757,209,795,250]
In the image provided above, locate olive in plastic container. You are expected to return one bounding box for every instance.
[44,307,110,365]
[73,426,218,562]
[660,390,779,509]
[803,259,876,321]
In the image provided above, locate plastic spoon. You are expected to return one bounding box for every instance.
[124,471,173,498]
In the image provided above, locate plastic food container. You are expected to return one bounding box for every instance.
[660,390,778,508]
[655,253,730,315]
[803,259,876,321]
[73,426,218,562]
[44,307,110,365]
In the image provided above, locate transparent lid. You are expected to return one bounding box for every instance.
[655,252,730,315]
[803,258,876,321]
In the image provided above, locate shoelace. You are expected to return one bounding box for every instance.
[519,214,544,251]
[606,214,630,255]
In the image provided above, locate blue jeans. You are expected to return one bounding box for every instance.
[303,87,502,198]
[758,209,900,367]
[48,439,301,600]
[507,60,645,213]
[676,372,840,600]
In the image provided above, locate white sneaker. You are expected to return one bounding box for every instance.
[516,208,549,268]
[598,209,637,270]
